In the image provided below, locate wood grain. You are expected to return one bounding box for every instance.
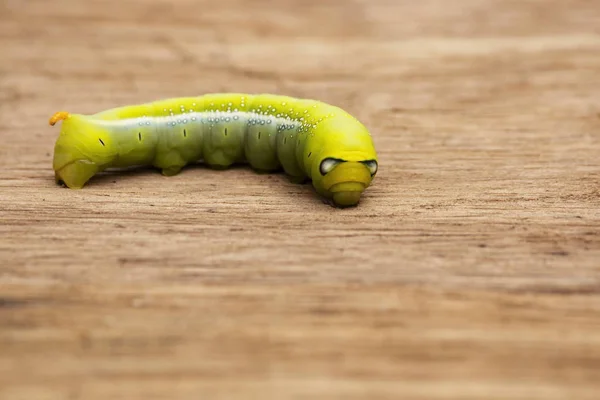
[1,0,600,399]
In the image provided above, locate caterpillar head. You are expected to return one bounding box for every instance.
[50,112,116,188]
[310,124,378,207]
[312,155,378,207]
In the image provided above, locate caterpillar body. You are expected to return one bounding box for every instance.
[49,93,378,207]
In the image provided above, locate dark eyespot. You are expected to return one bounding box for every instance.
[362,160,378,176]
[98,138,105,146]
[319,158,344,175]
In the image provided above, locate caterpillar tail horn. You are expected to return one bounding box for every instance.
[49,111,71,126]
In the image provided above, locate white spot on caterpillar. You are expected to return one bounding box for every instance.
[192,117,197,121]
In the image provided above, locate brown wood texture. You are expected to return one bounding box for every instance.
[1,0,600,399]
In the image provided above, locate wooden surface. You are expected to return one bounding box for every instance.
[1,0,600,399]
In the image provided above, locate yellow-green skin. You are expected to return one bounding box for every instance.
[51,93,378,207]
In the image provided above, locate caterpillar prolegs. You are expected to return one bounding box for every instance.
[49,93,379,207]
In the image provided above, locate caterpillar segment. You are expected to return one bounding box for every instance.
[49,93,378,207]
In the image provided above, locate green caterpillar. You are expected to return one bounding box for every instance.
[50,93,378,207]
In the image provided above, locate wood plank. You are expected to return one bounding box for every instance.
[1,0,599,398]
